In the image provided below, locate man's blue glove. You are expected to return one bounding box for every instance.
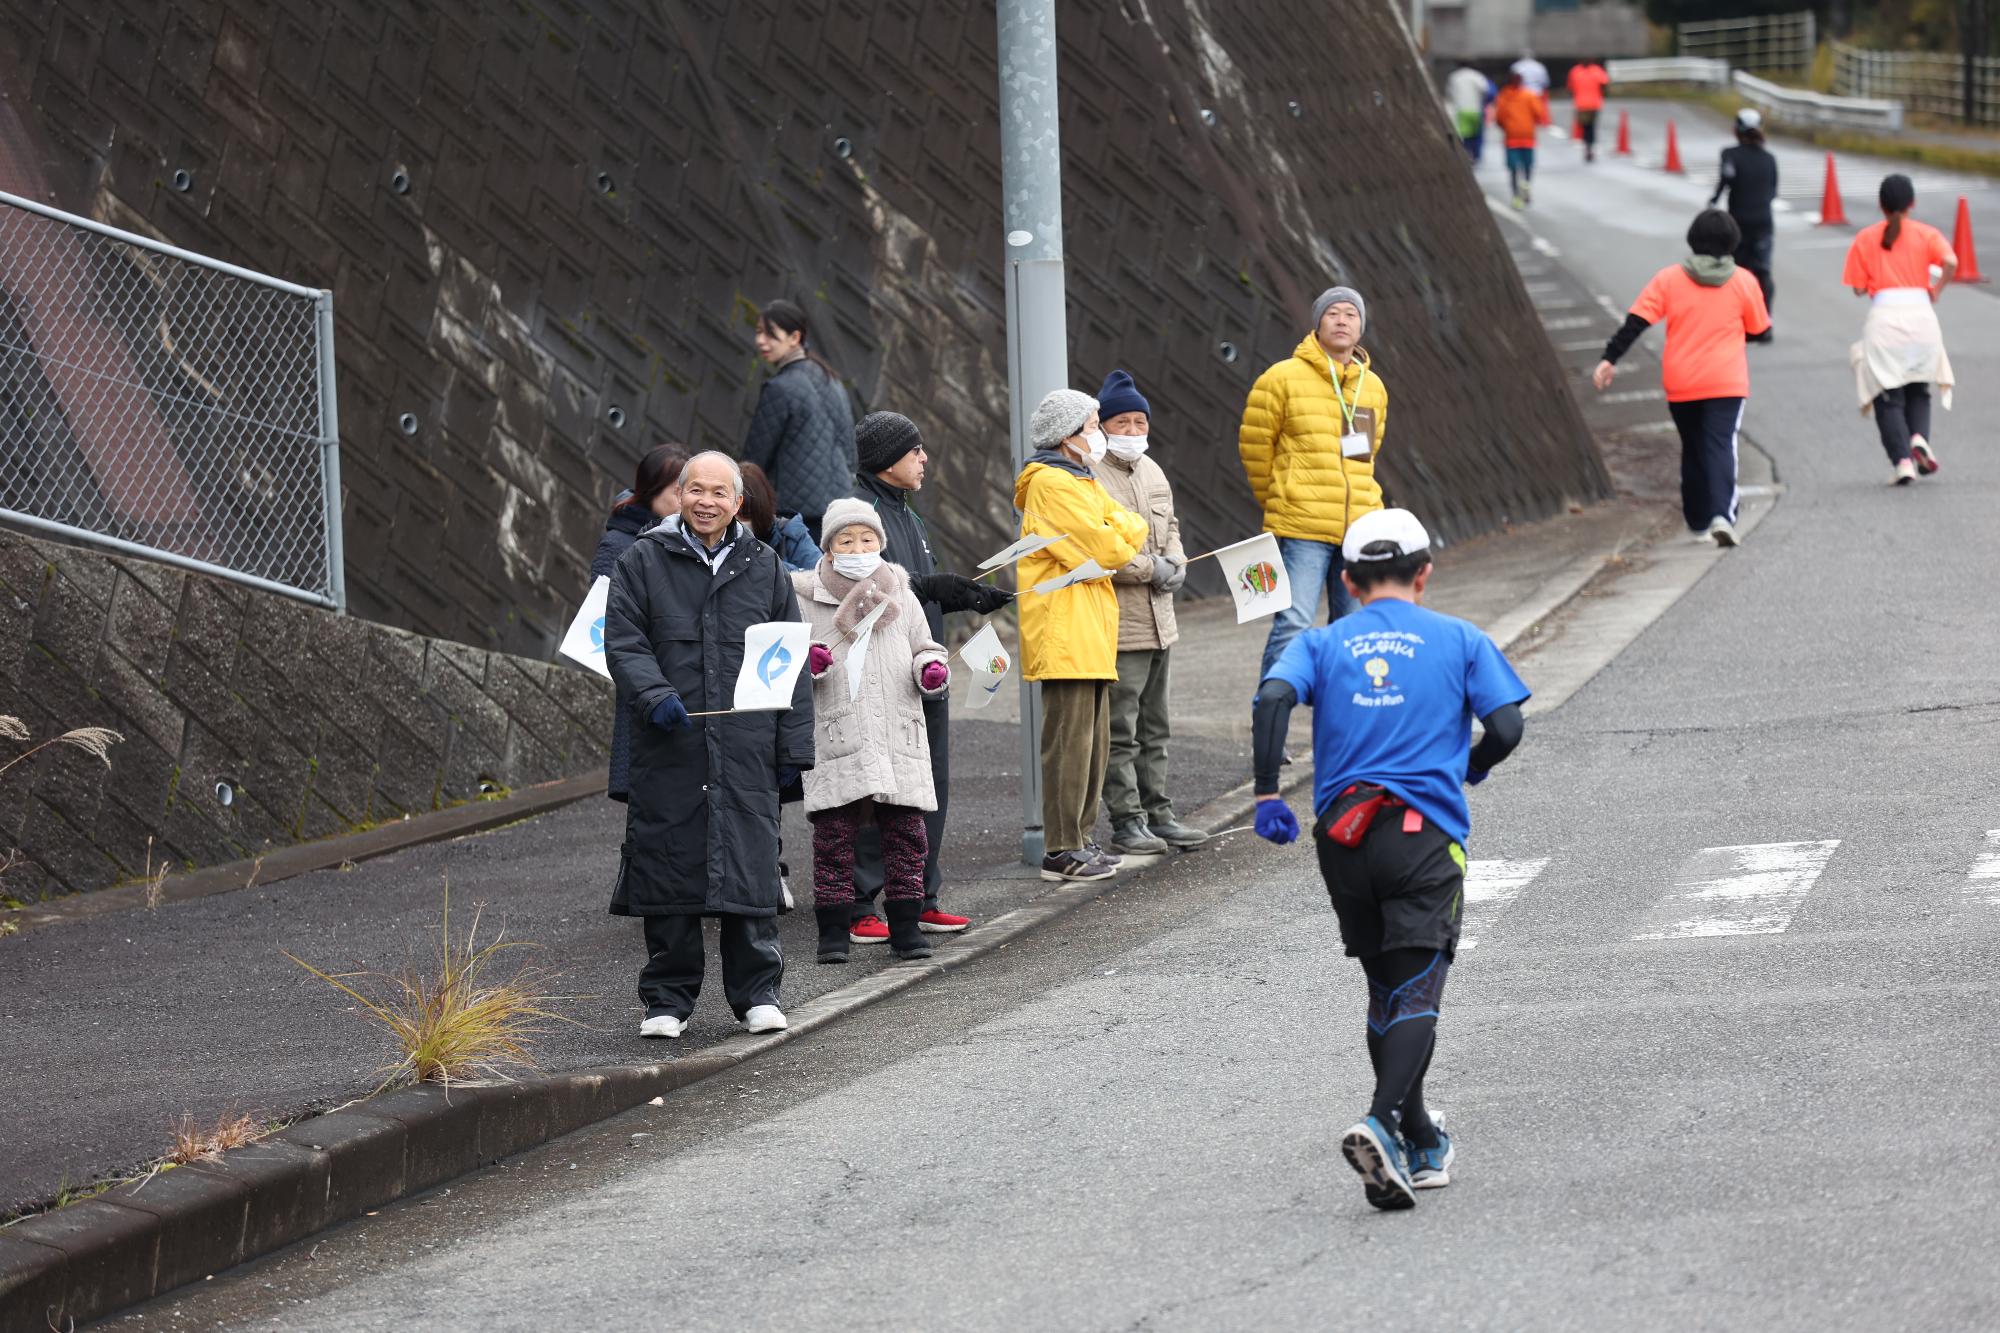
[649,695,690,730]
[1466,765,1489,787]
[1254,798,1299,844]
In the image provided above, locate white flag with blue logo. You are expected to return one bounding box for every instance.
[732,621,813,712]
[558,576,614,680]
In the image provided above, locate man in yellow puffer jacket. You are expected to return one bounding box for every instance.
[1238,286,1390,677]
[1014,388,1149,884]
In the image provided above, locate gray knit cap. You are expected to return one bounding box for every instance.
[819,496,886,546]
[1311,286,1366,334]
[1028,388,1100,451]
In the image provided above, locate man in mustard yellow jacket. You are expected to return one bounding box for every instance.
[1238,286,1390,677]
[1015,388,1150,884]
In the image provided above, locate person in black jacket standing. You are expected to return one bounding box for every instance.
[603,451,815,1040]
[844,411,1013,944]
[590,444,686,803]
[743,299,856,542]
[1711,110,1779,324]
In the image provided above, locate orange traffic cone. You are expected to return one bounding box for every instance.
[1817,153,1848,226]
[1952,195,1986,282]
[1615,109,1632,155]
[1663,119,1683,174]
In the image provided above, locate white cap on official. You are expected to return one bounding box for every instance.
[1342,508,1432,564]
[1736,108,1762,130]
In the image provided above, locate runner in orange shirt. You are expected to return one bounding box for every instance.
[1492,73,1551,209]
[1566,59,1611,163]
[1841,174,1957,484]
[1592,210,1772,546]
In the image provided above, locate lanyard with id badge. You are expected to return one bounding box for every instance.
[1330,360,1375,459]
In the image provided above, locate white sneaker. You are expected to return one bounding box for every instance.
[1707,516,1739,548]
[638,1014,686,1039]
[1911,436,1940,475]
[1893,457,1917,485]
[743,1004,788,1034]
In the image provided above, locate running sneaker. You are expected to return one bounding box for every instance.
[1911,436,1940,475]
[1340,1115,1418,1211]
[918,908,970,934]
[1404,1116,1455,1190]
[1707,516,1739,548]
[848,914,889,944]
[1894,458,1917,485]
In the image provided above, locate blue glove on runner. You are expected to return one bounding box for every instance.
[650,695,690,730]
[1255,799,1299,844]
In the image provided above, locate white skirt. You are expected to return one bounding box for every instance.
[1850,288,1954,413]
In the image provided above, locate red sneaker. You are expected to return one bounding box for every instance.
[919,908,970,934]
[848,914,889,944]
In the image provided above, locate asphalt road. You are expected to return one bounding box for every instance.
[103,121,2000,1330]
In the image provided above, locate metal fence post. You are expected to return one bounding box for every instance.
[314,289,347,613]
[997,0,1068,868]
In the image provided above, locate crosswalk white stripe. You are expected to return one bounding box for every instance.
[1968,831,2000,900]
[1460,857,1550,951]
[1631,841,1840,940]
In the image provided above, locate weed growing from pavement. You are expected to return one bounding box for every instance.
[166,1109,265,1165]
[285,879,581,1090]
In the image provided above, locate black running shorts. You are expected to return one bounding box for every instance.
[1313,784,1466,960]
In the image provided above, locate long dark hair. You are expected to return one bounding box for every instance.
[738,461,779,542]
[1880,174,1916,250]
[623,442,687,513]
[758,297,838,379]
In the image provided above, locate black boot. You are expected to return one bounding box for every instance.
[884,899,934,959]
[815,905,851,964]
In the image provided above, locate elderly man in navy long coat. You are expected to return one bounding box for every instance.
[603,451,815,1038]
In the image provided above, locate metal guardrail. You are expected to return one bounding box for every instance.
[1832,41,2000,128]
[0,190,345,611]
[1605,57,1731,89]
[1678,11,1816,74]
[1732,70,1906,133]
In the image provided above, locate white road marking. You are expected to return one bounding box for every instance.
[1968,831,2000,901]
[1632,841,1840,940]
[1531,235,1561,258]
[1460,857,1550,950]
[1541,315,1597,331]
[1599,388,1667,404]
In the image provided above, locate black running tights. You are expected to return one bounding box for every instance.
[1363,947,1446,1149]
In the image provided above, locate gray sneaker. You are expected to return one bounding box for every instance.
[1148,816,1210,849]
[1041,850,1115,882]
[1110,817,1169,855]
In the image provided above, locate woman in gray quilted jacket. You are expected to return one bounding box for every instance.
[744,298,856,543]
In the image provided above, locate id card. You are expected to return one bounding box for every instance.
[1340,431,1371,458]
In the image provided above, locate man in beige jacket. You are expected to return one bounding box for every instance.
[1094,370,1209,856]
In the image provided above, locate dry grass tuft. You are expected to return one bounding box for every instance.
[0,717,124,780]
[168,1110,265,1165]
[286,881,575,1089]
[142,837,167,911]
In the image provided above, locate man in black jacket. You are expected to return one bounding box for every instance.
[845,411,1013,944]
[603,451,815,1040]
[1711,110,1779,323]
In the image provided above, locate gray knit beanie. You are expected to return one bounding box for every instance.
[819,496,885,546]
[854,411,923,474]
[1028,388,1100,451]
[1311,285,1366,334]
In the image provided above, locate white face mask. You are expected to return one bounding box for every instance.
[1078,429,1108,464]
[1105,434,1149,461]
[830,551,883,579]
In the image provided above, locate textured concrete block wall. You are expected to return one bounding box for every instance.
[0,0,1606,661]
[0,529,611,900]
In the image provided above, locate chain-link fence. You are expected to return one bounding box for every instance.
[0,190,344,610]
[1833,41,2000,127]
[1678,11,1817,75]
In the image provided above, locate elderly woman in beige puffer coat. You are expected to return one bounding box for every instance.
[794,497,949,966]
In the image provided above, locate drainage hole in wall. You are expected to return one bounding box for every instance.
[606,405,626,429]
[595,171,615,195]
[390,169,411,195]
[398,412,419,435]
[214,779,236,808]
[172,169,192,192]
[1217,341,1239,363]
[832,136,853,159]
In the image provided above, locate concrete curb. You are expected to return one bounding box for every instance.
[2,772,609,938]
[0,508,1697,1331]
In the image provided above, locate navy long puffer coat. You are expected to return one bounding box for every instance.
[589,501,654,801]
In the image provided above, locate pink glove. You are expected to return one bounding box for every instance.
[808,643,833,677]
[920,660,949,691]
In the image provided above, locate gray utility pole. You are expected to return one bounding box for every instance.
[996,0,1067,867]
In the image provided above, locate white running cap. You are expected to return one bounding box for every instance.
[1343,508,1432,564]
[1737,109,1762,130]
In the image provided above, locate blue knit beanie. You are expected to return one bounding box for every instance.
[1096,368,1150,422]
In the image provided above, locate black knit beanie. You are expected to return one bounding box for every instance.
[855,411,923,475]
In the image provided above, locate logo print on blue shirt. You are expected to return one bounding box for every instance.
[758,639,793,687]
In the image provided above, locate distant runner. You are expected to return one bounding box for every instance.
[1593,210,1771,547]
[1493,73,1550,209]
[1445,63,1495,163]
[1251,508,1528,1211]
[1510,49,1551,116]
[1842,173,1957,485]
[1709,110,1779,319]
[1565,58,1611,163]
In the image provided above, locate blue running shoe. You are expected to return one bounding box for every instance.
[1340,1115,1417,1211]
[1404,1115,1454,1190]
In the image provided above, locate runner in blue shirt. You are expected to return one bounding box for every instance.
[1250,508,1528,1210]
